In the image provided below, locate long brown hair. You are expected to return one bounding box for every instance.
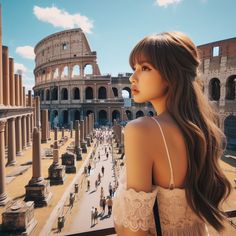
[129,32,231,231]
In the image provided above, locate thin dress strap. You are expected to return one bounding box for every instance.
[151,117,175,189]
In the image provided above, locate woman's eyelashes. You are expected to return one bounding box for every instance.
[141,65,151,71]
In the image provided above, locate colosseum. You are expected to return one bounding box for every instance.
[33,29,155,129]
[33,29,236,151]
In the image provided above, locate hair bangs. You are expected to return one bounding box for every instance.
[129,37,157,69]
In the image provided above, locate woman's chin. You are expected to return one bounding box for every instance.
[132,96,146,103]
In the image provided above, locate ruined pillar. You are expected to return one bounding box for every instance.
[35,96,40,129]
[9,58,15,106]
[54,127,58,141]
[0,120,10,206]
[2,46,10,106]
[28,90,32,107]
[75,120,82,160]
[23,86,26,107]
[80,120,87,153]
[21,116,27,149]
[7,118,16,166]
[61,127,64,139]
[19,74,23,106]
[4,121,8,149]
[85,116,90,146]
[15,74,20,106]
[41,109,48,143]
[25,127,52,206]
[26,115,31,147]
[15,116,22,156]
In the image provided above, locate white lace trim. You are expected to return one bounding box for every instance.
[113,187,157,232]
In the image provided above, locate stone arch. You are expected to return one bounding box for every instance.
[72,65,80,77]
[98,86,107,99]
[73,87,80,99]
[74,110,80,121]
[122,87,131,98]
[51,87,58,100]
[53,68,59,79]
[125,110,132,120]
[61,88,68,100]
[136,110,144,118]
[98,110,108,126]
[225,75,236,100]
[46,89,50,101]
[224,115,236,151]
[208,78,220,101]
[85,86,93,99]
[62,110,69,126]
[112,110,121,122]
[84,64,93,75]
[61,66,69,78]
[52,110,59,128]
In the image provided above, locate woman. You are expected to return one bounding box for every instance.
[112,32,231,236]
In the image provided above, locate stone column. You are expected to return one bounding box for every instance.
[21,116,27,149]
[70,121,73,138]
[9,58,15,106]
[2,46,10,106]
[19,74,23,106]
[0,6,2,106]
[0,120,10,206]
[25,127,52,206]
[75,120,82,160]
[85,116,90,146]
[28,90,32,107]
[4,121,8,149]
[26,115,31,147]
[47,122,51,141]
[41,109,48,143]
[15,116,22,155]
[15,74,20,106]
[23,86,26,107]
[7,118,16,166]
[54,127,58,141]
[61,127,64,139]
[35,96,40,129]
[80,120,87,153]
[30,114,33,140]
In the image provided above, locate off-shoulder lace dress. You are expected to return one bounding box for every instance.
[113,117,210,236]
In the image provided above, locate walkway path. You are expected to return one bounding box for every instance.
[64,129,117,235]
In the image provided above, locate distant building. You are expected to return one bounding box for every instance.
[33,29,155,128]
[198,38,236,151]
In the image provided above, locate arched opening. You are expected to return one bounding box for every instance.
[86,110,93,116]
[51,87,58,100]
[72,65,80,77]
[85,87,93,99]
[52,110,59,128]
[73,87,80,99]
[122,87,131,98]
[46,89,50,101]
[98,86,107,99]
[61,88,68,100]
[53,68,59,79]
[225,75,236,100]
[84,64,93,75]
[125,110,132,120]
[112,110,121,122]
[98,110,108,126]
[112,87,118,97]
[209,78,220,101]
[62,110,69,126]
[148,111,154,116]
[136,110,144,118]
[40,90,44,101]
[61,66,69,78]
[224,115,236,151]
[74,110,80,121]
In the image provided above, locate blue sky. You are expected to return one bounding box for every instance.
[1,0,236,91]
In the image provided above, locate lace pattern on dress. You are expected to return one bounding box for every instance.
[113,184,157,232]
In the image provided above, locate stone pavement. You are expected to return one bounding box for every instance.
[60,130,118,235]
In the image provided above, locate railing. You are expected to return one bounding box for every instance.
[65,227,116,236]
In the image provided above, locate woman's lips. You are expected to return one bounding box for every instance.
[131,88,140,95]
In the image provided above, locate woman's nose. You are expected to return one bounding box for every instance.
[129,73,136,83]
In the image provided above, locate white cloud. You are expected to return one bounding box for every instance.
[16,46,35,60]
[155,0,182,7]
[33,5,93,33]
[14,62,28,74]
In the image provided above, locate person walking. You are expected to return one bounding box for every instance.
[100,186,104,199]
[101,166,105,176]
[95,179,98,190]
[87,163,91,175]
[87,179,90,192]
[94,208,98,224]
[107,197,113,217]
[108,182,113,197]
[91,207,95,227]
